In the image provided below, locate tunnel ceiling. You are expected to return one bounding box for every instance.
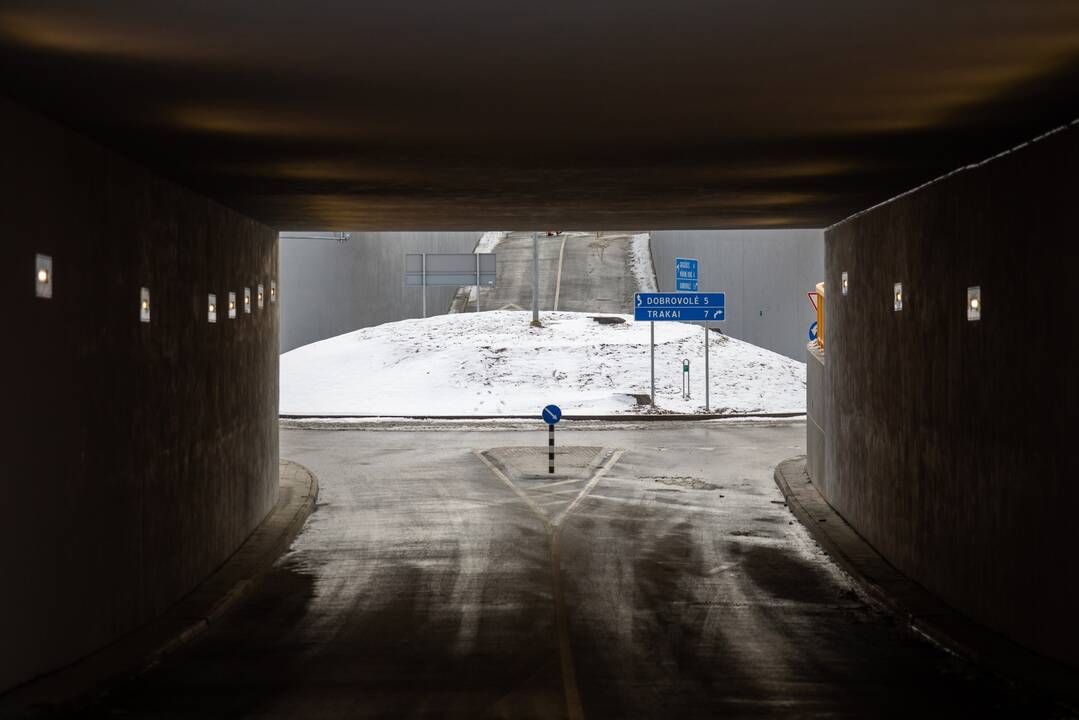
[2,1,1079,231]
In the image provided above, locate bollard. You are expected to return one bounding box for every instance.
[541,404,562,472]
[549,425,555,474]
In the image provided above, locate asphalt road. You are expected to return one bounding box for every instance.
[78,421,1064,718]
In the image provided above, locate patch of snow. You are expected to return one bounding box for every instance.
[474,231,507,254]
[630,233,658,292]
[280,310,805,416]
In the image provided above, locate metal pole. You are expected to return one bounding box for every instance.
[421,253,427,319]
[704,325,710,412]
[549,425,555,474]
[475,252,480,312]
[650,321,655,408]
[531,232,540,326]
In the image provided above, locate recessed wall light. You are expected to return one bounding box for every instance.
[228,292,237,319]
[894,283,903,312]
[967,286,981,321]
[140,287,151,323]
[35,254,52,298]
[244,287,252,314]
[257,284,264,309]
[270,280,277,303]
[208,293,217,323]
[841,272,849,295]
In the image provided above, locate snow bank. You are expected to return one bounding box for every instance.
[280,310,805,416]
[630,233,658,292]
[474,231,507,254]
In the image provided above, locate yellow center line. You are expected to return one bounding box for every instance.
[473,448,624,720]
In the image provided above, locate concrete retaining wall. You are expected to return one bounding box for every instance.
[650,230,824,360]
[280,232,482,352]
[805,344,825,484]
[0,97,279,692]
[823,123,1079,668]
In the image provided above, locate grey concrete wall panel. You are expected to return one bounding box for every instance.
[649,230,824,360]
[823,124,1079,668]
[805,344,826,484]
[0,97,279,692]
[280,232,482,352]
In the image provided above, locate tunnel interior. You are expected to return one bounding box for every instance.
[3,1,1079,715]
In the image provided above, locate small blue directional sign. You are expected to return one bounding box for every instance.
[542,404,562,425]
[635,292,726,322]
[675,258,698,292]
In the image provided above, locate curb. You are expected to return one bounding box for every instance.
[774,456,1079,712]
[0,459,319,716]
[280,412,806,421]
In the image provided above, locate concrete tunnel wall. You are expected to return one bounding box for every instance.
[821,122,1079,668]
[0,97,280,692]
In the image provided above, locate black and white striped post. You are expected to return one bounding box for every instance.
[548,425,555,473]
[542,404,562,474]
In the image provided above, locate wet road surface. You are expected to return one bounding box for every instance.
[76,422,1066,718]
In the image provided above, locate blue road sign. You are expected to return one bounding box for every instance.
[542,404,562,424]
[634,292,726,322]
[675,258,698,291]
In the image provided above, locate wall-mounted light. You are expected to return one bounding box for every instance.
[257,284,265,309]
[140,287,151,323]
[967,286,981,321]
[208,293,217,323]
[270,280,277,303]
[841,271,849,296]
[35,254,52,298]
[244,287,252,314]
[893,282,903,312]
[228,291,237,319]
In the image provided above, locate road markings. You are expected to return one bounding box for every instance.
[531,477,589,491]
[551,451,623,528]
[474,452,549,525]
[474,448,623,720]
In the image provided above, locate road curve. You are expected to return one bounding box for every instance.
[68,423,1066,719]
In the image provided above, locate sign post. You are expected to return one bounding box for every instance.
[636,292,725,410]
[650,322,655,408]
[542,404,562,474]
[704,327,710,412]
[531,233,541,327]
[675,260,711,410]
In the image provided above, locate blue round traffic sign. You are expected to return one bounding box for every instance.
[542,404,562,425]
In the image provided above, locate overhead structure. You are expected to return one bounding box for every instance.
[1,1,1077,229]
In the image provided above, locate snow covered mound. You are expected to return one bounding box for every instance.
[280,311,806,416]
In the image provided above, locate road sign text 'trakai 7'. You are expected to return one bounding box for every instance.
[634,292,726,321]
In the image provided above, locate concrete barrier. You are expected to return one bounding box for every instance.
[822,121,1079,669]
[1,97,279,692]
